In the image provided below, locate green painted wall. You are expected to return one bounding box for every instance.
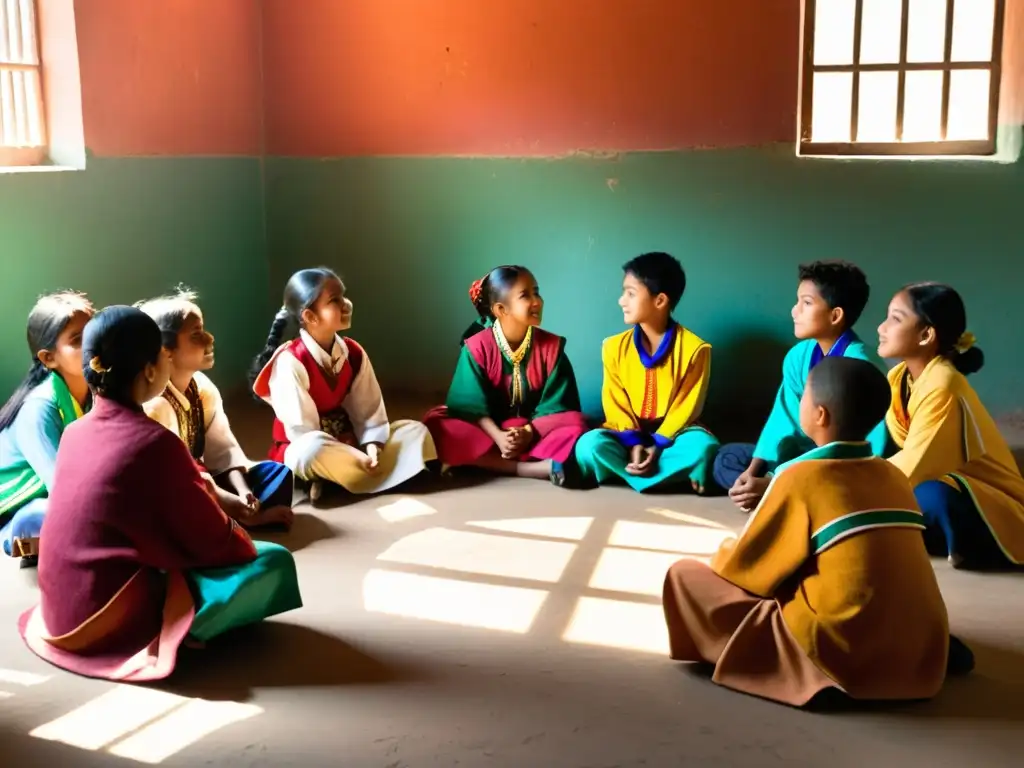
[265,147,1024,435]
[0,158,270,399]
[4,149,1019,437]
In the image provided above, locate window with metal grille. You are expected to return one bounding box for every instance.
[799,0,1006,156]
[0,0,45,167]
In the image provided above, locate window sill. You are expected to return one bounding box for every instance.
[795,126,1022,165]
[796,152,1015,164]
[0,164,83,175]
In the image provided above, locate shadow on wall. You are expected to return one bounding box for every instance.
[263,148,1024,424]
[701,329,789,443]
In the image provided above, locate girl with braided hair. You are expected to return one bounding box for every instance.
[251,268,435,503]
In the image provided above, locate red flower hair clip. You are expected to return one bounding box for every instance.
[468,277,485,304]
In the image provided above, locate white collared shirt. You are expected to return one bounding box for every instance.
[143,371,249,473]
[265,331,390,446]
[299,329,345,375]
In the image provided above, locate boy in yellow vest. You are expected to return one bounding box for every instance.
[563,253,718,493]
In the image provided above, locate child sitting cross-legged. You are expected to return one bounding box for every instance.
[139,290,294,529]
[714,260,889,513]
[663,356,972,708]
[568,252,719,493]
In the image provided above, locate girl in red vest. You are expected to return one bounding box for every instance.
[251,268,436,503]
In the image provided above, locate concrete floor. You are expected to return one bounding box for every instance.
[2,399,1023,767]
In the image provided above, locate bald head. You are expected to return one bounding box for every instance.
[807,356,890,442]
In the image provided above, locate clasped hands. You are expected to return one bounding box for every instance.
[494,424,534,459]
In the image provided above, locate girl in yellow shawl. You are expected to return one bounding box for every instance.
[878,283,1024,570]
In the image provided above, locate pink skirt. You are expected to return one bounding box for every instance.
[423,406,588,466]
[19,568,195,682]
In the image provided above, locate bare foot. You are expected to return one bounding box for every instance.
[516,459,552,479]
[309,481,324,503]
[243,505,295,529]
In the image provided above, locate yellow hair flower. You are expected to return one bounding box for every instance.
[88,356,109,374]
[955,331,976,353]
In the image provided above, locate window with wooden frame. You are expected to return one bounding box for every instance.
[0,0,45,167]
[799,0,1006,156]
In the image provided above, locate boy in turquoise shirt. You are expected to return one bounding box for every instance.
[715,260,890,510]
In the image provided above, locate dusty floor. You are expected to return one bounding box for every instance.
[2,400,1023,767]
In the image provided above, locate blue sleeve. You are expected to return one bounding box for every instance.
[12,398,64,491]
[842,342,872,364]
[867,419,893,458]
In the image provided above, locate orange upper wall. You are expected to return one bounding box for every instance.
[74,0,261,156]
[60,0,1023,158]
[261,0,801,156]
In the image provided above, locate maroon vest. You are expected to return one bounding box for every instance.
[267,337,365,461]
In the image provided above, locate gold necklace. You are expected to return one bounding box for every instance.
[492,322,533,407]
[164,379,206,460]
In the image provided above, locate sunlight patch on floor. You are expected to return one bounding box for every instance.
[376,527,578,583]
[363,569,548,633]
[107,698,262,764]
[0,667,50,686]
[31,686,186,751]
[609,520,734,555]
[588,548,691,597]
[377,497,439,523]
[365,517,685,653]
[562,597,669,655]
[645,507,731,529]
[466,516,593,541]
[29,684,262,764]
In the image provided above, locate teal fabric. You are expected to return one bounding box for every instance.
[574,426,718,492]
[186,540,302,642]
[752,338,891,465]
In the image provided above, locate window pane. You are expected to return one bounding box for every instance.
[951,0,995,61]
[17,0,38,66]
[1,69,16,145]
[811,72,853,142]
[857,72,899,141]
[907,0,949,63]
[860,0,903,64]
[3,0,23,62]
[23,66,41,146]
[947,69,991,139]
[11,66,26,144]
[902,70,944,140]
[0,1,8,63]
[814,0,857,66]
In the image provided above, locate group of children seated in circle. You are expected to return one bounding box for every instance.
[1,252,1020,707]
